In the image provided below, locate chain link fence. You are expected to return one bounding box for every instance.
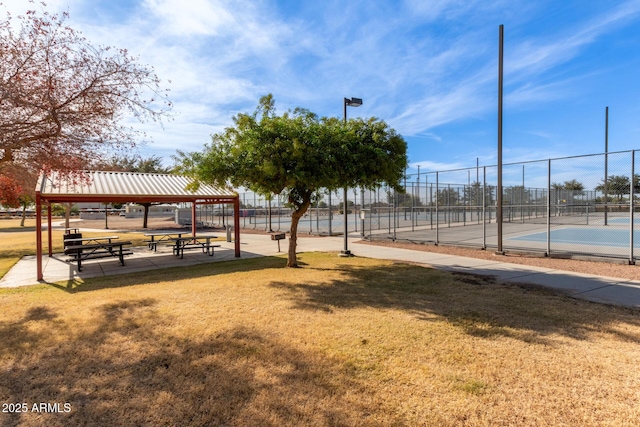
[194,150,640,262]
[365,150,640,262]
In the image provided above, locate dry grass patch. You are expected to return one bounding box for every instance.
[1,253,640,426]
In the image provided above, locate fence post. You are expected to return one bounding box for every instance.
[630,150,635,264]
[412,182,416,232]
[430,183,433,229]
[447,184,451,228]
[483,166,487,250]
[309,194,313,234]
[354,188,358,233]
[393,188,397,240]
[547,159,551,257]
[361,187,365,237]
[436,172,439,245]
[328,191,332,236]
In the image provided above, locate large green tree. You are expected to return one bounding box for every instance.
[177,95,407,267]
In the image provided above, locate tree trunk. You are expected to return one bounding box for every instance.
[143,204,150,228]
[64,203,72,229]
[287,199,311,268]
[20,204,26,227]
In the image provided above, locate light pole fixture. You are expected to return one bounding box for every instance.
[340,97,362,257]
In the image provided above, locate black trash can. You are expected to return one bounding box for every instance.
[63,229,82,248]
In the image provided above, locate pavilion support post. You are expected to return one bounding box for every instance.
[234,196,241,257]
[47,204,53,257]
[191,202,197,237]
[36,192,43,281]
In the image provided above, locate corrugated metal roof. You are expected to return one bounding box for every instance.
[36,170,235,199]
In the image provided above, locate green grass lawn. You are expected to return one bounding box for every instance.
[1,245,640,426]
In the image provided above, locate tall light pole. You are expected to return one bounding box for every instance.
[604,106,609,226]
[340,97,362,257]
[496,24,505,255]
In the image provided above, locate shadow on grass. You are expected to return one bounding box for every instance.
[0,299,399,427]
[0,226,37,233]
[269,260,640,345]
[48,256,289,293]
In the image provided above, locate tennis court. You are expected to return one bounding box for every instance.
[509,227,640,248]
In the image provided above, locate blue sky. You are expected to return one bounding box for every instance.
[5,0,640,177]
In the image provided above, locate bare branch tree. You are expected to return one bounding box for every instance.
[0,2,171,182]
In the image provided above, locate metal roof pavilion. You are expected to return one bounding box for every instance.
[34,170,241,281]
[36,170,235,202]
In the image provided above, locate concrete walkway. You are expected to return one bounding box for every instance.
[2,233,640,309]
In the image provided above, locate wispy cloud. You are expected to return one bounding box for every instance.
[3,0,640,167]
[507,1,640,80]
[389,0,640,137]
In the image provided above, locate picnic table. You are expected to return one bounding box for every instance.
[171,235,220,259]
[144,232,185,251]
[64,235,120,245]
[63,236,132,271]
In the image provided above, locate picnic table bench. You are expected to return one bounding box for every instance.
[64,240,133,271]
[172,236,221,259]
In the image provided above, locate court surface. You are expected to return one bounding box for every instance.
[509,227,640,248]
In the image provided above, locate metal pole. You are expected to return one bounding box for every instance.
[338,98,362,256]
[482,166,487,249]
[340,97,361,256]
[496,24,505,254]
[404,173,407,221]
[36,193,43,281]
[328,192,332,236]
[436,172,439,245]
[268,196,272,232]
[277,196,281,230]
[547,159,551,256]
[388,188,391,233]
[522,164,525,222]
[309,193,313,234]
[412,182,416,231]
[340,187,351,255]
[354,188,358,233]
[417,165,421,228]
[430,183,433,228]
[604,106,609,226]
[630,150,635,264]
[393,188,397,240]
[466,170,470,225]
[361,187,365,237]
[448,184,451,228]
